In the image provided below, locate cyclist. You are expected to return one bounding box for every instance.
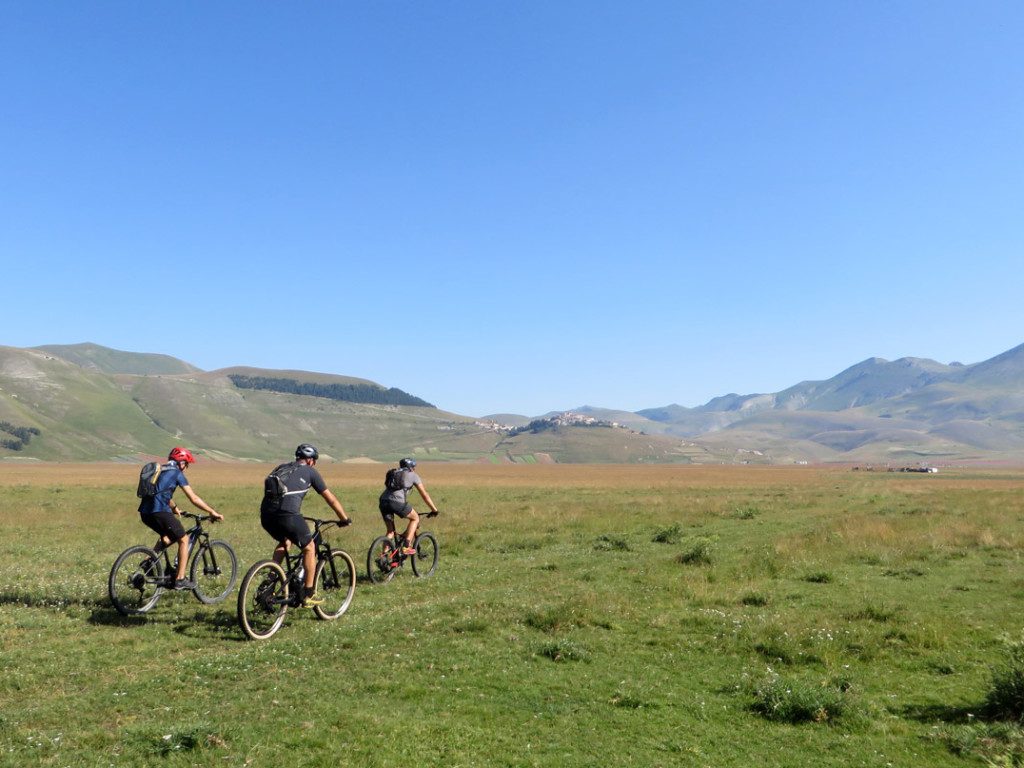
[138,447,223,590]
[377,457,439,557]
[260,444,351,607]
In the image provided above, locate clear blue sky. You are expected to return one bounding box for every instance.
[3,1,1022,417]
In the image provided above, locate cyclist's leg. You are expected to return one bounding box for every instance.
[142,513,188,583]
[272,540,290,565]
[301,539,317,592]
[403,509,420,550]
[175,535,190,581]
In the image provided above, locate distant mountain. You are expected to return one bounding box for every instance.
[632,343,1024,463]
[6,341,1024,464]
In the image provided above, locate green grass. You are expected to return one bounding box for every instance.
[3,465,1024,766]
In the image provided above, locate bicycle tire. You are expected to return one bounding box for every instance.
[411,532,439,578]
[109,545,164,616]
[313,549,356,620]
[367,536,399,584]
[190,539,238,604]
[237,560,289,640]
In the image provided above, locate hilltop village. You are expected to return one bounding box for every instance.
[475,411,629,434]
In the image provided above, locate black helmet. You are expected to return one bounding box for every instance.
[399,457,417,469]
[295,443,319,460]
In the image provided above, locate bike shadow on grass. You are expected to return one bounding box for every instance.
[0,590,120,617]
[0,588,246,638]
[85,599,243,639]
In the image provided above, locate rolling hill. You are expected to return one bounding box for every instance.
[3,341,1024,464]
[0,344,700,464]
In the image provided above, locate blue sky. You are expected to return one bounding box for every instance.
[2,2,1022,417]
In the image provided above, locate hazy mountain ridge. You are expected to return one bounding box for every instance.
[4,341,1024,464]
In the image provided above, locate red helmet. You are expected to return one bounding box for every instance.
[168,447,196,464]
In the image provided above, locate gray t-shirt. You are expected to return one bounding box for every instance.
[380,469,421,504]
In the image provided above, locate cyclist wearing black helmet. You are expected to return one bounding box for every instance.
[378,457,439,556]
[260,443,351,607]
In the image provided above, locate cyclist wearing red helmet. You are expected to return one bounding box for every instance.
[138,447,223,590]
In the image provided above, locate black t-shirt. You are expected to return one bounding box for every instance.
[260,461,328,516]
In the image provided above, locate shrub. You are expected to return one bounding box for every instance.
[747,672,854,724]
[985,633,1024,720]
[803,571,833,584]
[652,523,683,544]
[677,536,715,565]
[594,534,630,551]
[535,639,591,662]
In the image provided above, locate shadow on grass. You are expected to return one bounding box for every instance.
[898,701,979,724]
[0,590,111,614]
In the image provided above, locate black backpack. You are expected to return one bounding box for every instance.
[136,461,164,498]
[384,467,408,492]
[265,462,302,500]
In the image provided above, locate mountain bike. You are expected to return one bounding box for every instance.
[237,518,356,640]
[108,511,238,616]
[366,516,439,585]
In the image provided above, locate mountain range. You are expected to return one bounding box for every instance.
[2,341,1024,464]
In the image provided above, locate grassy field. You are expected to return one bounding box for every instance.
[3,462,1024,767]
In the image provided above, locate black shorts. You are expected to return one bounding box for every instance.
[140,512,187,543]
[261,512,313,548]
[379,498,412,522]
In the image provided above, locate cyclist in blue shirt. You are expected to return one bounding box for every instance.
[138,447,223,590]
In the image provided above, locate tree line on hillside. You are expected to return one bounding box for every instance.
[0,422,40,451]
[228,375,434,408]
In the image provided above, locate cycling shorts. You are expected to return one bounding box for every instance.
[140,511,187,543]
[379,497,413,522]
[261,512,313,548]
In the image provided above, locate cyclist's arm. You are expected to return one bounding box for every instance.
[320,488,351,525]
[413,482,439,514]
[180,484,223,521]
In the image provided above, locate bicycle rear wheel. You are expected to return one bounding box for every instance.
[367,536,398,584]
[190,539,238,604]
[109,545,164,615]
[237,560,289,640]
[411,532,439,578]
[313,549,356,620]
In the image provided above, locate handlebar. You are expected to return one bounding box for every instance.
[303,517,353,529]
[179,511,214,522]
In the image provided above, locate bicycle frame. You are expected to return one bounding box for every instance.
[272,520,342,603]
[153,513,215,578]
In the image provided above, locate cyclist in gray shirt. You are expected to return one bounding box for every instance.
[378,458,439,555]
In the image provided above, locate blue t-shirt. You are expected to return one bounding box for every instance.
[137,463,189,515]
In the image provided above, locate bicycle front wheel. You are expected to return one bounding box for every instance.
[411,532,439,578]
[109,545,164,616]
[190,539,238,604]
[314,549,356,620]
[367,536,398,585]
[237,560,289,640]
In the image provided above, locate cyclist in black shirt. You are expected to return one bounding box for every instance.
[260,444,351,607]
